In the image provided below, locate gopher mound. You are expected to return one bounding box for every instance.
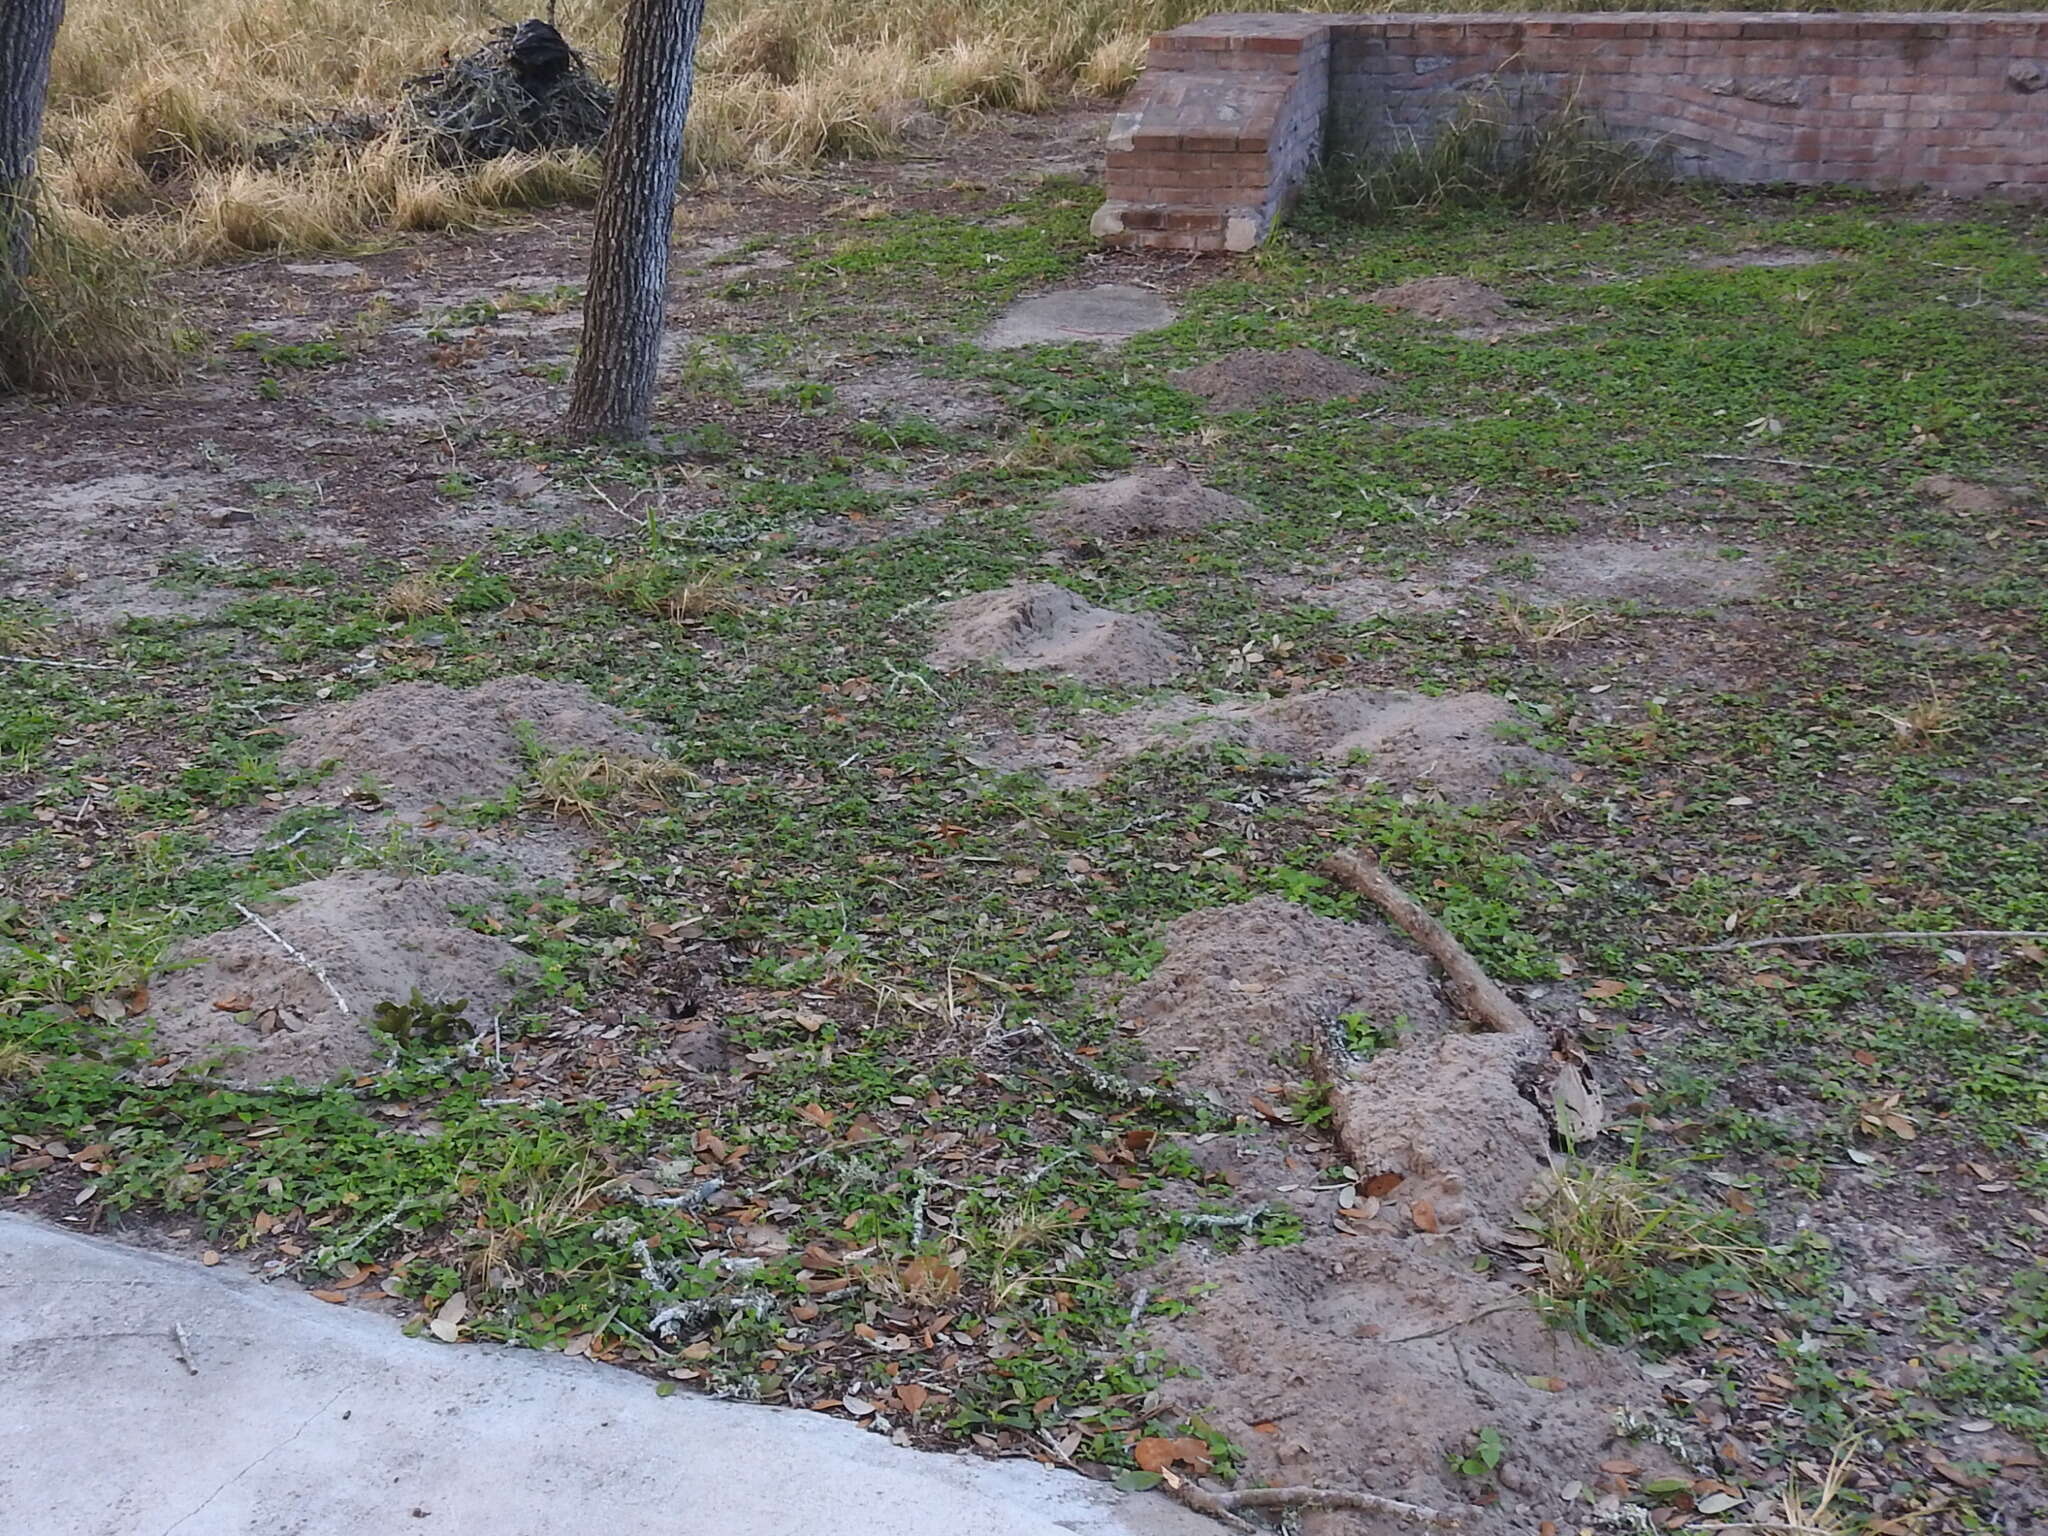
[1914,474,2024,516]
[1124,898,1674,1533]
[1172,348,1388,411]
[1370,275,1517,330]
[928,582,1185,687]
[1036,467,1251,544]
[280,676,665,811]
[140,873,534,1086]
[976,688,1569,801]
[1146,1236,1667,1535]
[1123,896,1454,1108]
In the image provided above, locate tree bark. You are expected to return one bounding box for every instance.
[0,0,66,282]
[563,0,703,443]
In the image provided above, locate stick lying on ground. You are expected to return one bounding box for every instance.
[1323,850,1534,1035]
[1680,928,2048,954]
[1171,1480,1459,1531]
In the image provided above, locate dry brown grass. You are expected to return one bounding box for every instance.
[43,0,2046,262]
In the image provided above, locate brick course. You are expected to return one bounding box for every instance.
[1092,11,2048,252]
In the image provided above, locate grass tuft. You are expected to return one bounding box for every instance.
[1319,92,1670,222]
[0,202,179,397]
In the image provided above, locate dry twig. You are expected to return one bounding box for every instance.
[1680,928,2048,954]
[1170,1480,1459,1532]
[1322,850,1535,1034]
[232,900,350,1015]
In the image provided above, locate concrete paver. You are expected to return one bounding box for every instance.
[0,1214,1217,1536]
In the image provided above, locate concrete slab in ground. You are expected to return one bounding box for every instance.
[0,1215,1217,1536]
[980,285,1177,349]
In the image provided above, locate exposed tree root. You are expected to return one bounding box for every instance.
[1322,850,1535,1035]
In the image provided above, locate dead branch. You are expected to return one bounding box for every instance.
[1680,928,2048,954]
[1170,1480,1459,1532]
[1322,850,1534,1035]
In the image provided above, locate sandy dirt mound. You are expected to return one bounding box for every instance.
[140,873,534,1085]
[976,689,1567,801]
[1914,473,2024,515]
[1172,348,1388,411]
[1146,1236,1668,1535]
[1332,1031,1549,1237]
[1370,276,1522,334]
[1122,897,1455,1108]
[280,676,665,811]
[1036,468,1251,544]
[928,582,1185,687]
[1125,898,1671,1532]
[1298,534,1769,619]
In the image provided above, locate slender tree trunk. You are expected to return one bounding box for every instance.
[0,0,66,282]
[563,0,703,443]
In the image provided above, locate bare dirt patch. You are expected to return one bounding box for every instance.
[975,688,1569,801]
[1298,534,1770,620]
[1035,467,1251,544]
[1122,898,1672,1532]
[279,676,667,812]
[928,582,1185,687]
[139,872,533,1086]
[1171,348,1388,411]
[1368,276,1545,341]
[833,359,1004,432]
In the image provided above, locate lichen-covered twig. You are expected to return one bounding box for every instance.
[625,1176,724,1211]
[1170,1481,1459,1532]
[1680,928,2048,954]
[647,1290,772,1340]
[1322,850,1534,1035]
[232,900,350,1015]
[1170,1202,1269,1232]
[1025,1022,1212,1115]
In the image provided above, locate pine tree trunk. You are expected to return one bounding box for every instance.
[0,0,65,282]
[563,0,704,443]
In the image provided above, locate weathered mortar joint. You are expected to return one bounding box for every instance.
[1099,11,2048,253]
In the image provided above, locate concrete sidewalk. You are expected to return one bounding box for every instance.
[0,1214,1217,1536]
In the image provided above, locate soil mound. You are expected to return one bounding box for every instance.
[280,676,665,811]
[928,582,1185,687]
[1172,348,1387,411]
[1122,896,1454,1109]
[1125,898,1672,1532]
[1037,467,1250,543]
[1146,1236,1667,1535]
[977,688,1568,801]
[1370,275,1515,328]
[1914,474,2022,515]
[140,873,533,1086]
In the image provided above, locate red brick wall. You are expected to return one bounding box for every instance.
[1094,12,2048,253]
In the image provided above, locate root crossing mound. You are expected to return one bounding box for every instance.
[280,676,665,811]
[1172,348,1387,411]
[1125,898,1671,1533]
[140,873,534,1086]
[1037,467,1251,544]
[977,688,1568,801]
[928,582,1185,687]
